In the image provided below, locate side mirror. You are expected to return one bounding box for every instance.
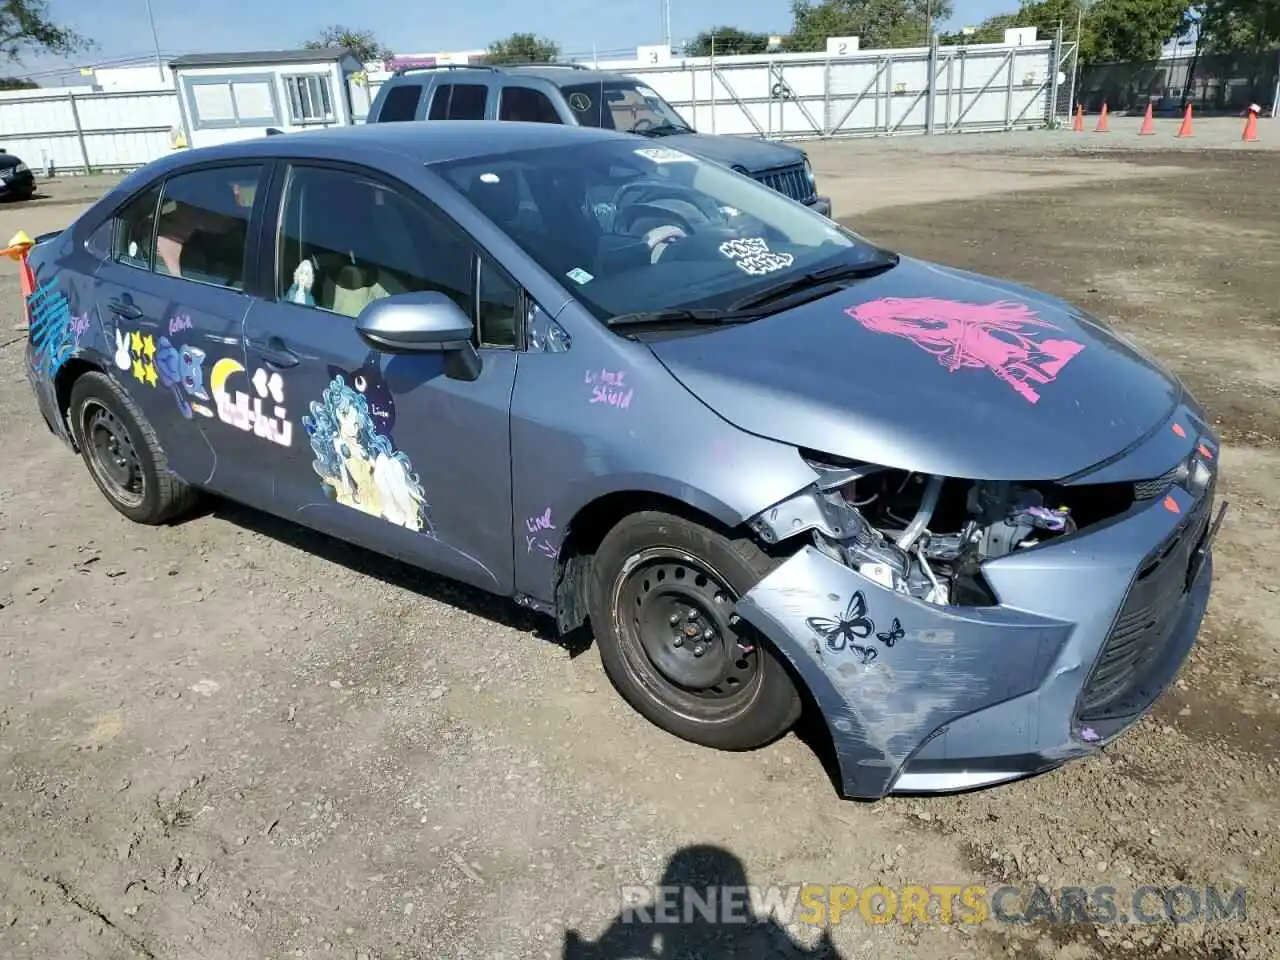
[354,291,481,380]
[356,291,474,352]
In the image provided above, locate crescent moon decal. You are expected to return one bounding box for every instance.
[210,357,245,395]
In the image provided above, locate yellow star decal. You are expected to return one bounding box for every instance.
[142,335,156,360]
[130,331,143,355]
[144,361,158,388]
[132,358,146,382]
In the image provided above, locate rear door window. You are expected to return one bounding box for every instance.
[497,86,561,124]
[378,83,425,121]
[428,83,489,120]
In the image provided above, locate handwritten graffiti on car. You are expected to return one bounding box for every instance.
[525,507,558,558]
[586,368,633,409]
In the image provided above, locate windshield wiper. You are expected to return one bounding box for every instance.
[728,255,900,312]
[631,122,694,137]
[605,307,759,328]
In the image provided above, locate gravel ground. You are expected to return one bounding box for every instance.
[0,135,1276,960]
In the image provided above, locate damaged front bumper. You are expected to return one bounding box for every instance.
[734,447,1224,801]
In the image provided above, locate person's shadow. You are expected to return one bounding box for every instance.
[563,844,845,959]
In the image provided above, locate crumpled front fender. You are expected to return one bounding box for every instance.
[735,546,1076,800]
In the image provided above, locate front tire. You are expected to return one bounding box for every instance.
[588,511,802,751]
[68,371,199,524]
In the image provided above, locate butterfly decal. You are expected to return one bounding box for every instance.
[805,591,878,663]
[876,617,904,648]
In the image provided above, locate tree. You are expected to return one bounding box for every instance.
[786,0,954,51]
[1199,0,1280,52]
[940,0,1191,62]
[0,76,37,88]
[482,32,560,65]
[684,26,772,56]
[1,0,89,62]
[303,25,391,65]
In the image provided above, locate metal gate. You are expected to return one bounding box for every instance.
[624,36,1071,141]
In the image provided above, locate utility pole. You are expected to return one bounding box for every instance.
[662,0,672,50]
[144,0,164,81]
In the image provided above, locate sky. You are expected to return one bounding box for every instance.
[18,0,1023,83]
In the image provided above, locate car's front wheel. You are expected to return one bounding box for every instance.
[589,511,802,751]
[68,371,199,524]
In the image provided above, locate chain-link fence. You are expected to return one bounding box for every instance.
[1077,49,1279,115]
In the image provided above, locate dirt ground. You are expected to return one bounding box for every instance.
[1,138,1277,960]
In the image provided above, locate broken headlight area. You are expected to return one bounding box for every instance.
[748,451,1140,607]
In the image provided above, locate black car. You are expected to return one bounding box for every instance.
[0,149,35,201]
[367,63,833,218]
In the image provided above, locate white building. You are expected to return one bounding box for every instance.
[169,49,366,148]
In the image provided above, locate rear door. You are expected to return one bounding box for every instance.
[496,84,565,124]
[90,161,272,506]
[240,159,523,593]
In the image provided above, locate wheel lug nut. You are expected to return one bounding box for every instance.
[687,610,699,621]
[693,645,705,657]
[672,636,684,647]
[703,628,714,641]
[669,613,680,625]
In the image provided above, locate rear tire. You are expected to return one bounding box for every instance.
[588,510,802,751]
[67,371,199,524]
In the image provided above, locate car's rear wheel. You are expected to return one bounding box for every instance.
[68,371,199,524]
[589,511,802,750]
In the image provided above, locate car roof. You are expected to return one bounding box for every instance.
[387,64,645,89]
[122,121,635,184]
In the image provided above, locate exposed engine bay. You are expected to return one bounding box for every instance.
[750,453,1137,607]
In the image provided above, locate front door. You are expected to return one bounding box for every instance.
[241,161,521,594]
[91,162,269,507]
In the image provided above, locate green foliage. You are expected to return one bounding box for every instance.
[1198,0,1280,53]
[483,32,561,65]
[0,0,90,62]
[303,26,392,64]
[786,0,955,51]
[0,75,37,88]
[684,26,773,56]
[940,0,1194,63]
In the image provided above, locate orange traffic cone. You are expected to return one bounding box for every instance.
[1176,103,1194,137]
[1094,103,1110,132]
[1242,104,1260,141]
[1138,101,1155,135]
[1073,104,1084,132]
[2,230,35,302]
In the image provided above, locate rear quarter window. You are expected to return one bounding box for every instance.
[378,83,425,122]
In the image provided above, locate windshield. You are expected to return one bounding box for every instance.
[428,139,889,322]
[560,80,691,134]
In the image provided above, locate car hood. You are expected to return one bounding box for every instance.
[0,154,24,170]
[662,131,804,173]
[646,257,1184,481]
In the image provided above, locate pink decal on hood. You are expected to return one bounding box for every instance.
[845,297,1086,404]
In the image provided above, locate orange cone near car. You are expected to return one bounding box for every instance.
[3,229,35,300]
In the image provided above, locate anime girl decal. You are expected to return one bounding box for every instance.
[845,297,1086,404]
[302,375,432,533]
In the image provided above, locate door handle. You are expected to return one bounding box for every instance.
[256,336,300,368]
[107,296,142,321]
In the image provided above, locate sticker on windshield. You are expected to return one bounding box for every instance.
[635,85,660,100]
[566,267,594,285]
[568,92,591,112]
[719,237,795,276]
[634,147,692,164]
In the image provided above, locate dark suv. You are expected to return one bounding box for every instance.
[367,63,832,218]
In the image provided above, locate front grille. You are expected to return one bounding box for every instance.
[1134,464,1181,501]
[754,164,814,203]
[1077,482,1215,720]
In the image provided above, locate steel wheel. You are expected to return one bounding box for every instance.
[80,398,145,509]
[612,548,763,723]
